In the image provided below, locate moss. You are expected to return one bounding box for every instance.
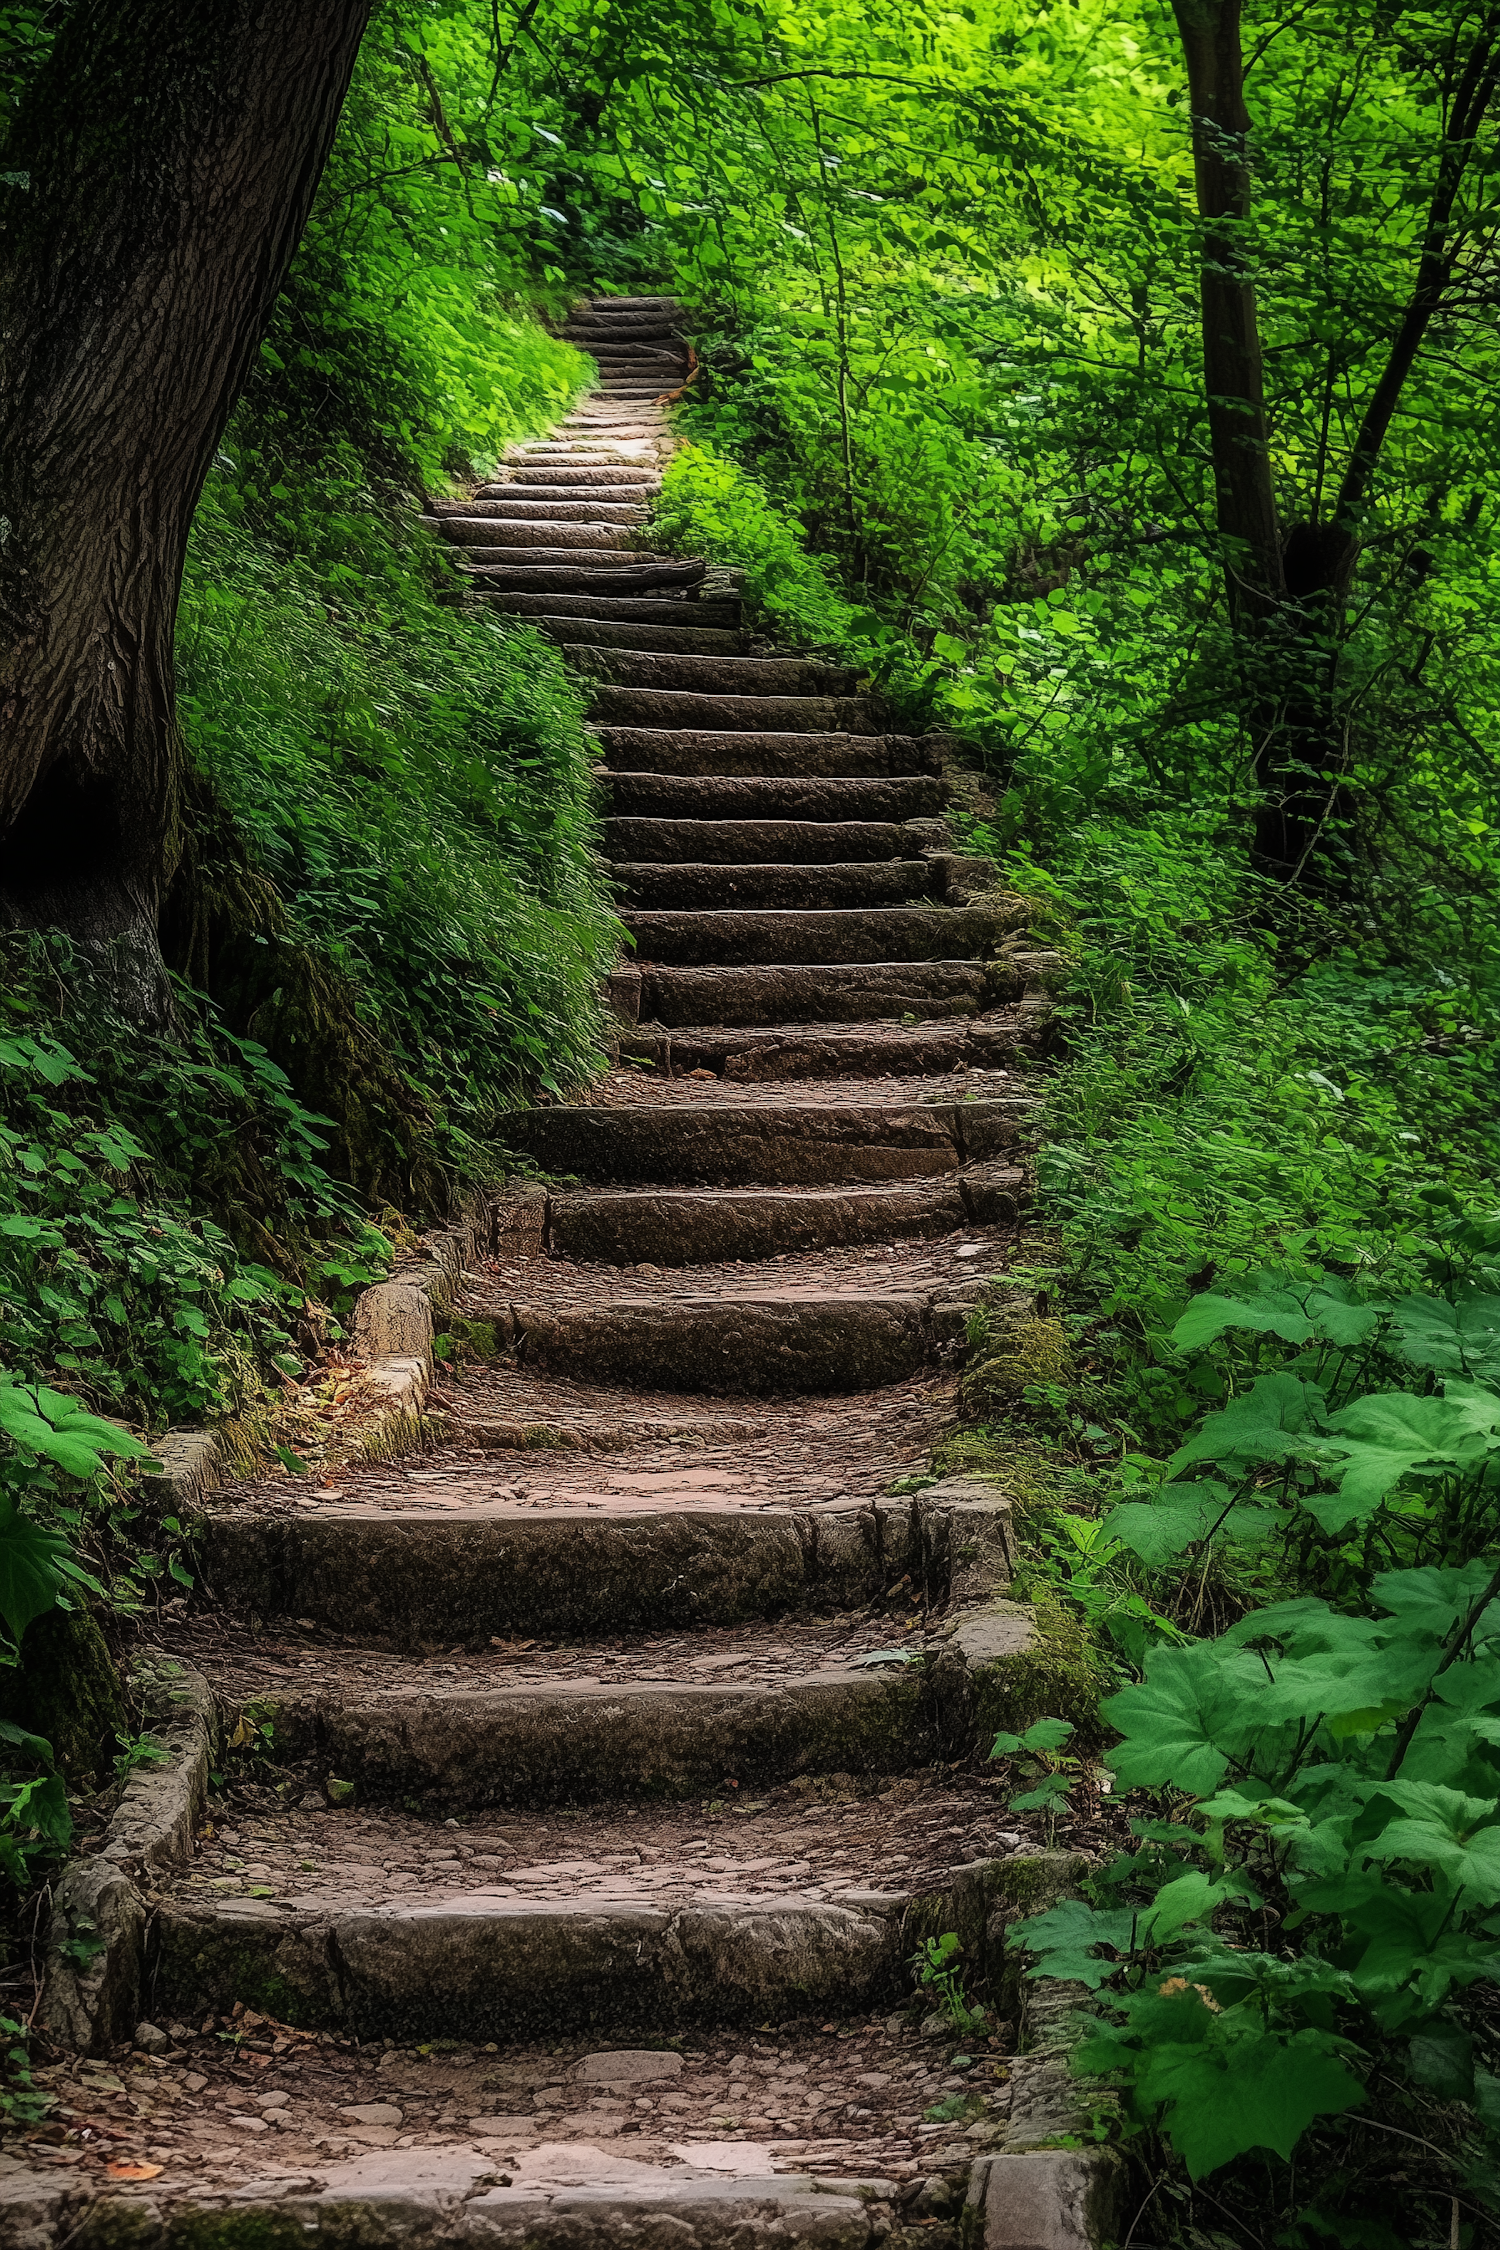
[929,1429,1065,1520]
[972,1603,1107,1749]
[960,1316,1070,1420]
[445,1316,504,1359]
[0,1608,125,1784]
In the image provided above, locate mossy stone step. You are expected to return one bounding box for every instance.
[493,594,742,626]
[537,621,752,656]
[630,959,1012,1028]
[565,647,858,696]
[461,561,704,594]
[622,1016,1046,1078]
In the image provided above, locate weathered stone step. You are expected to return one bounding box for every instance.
[464,561,705,594]
[628,960,1011,1027]
[203,1483,1001,1640]
[623,1014,1046,1079]
[499,1097,1029,1184]
[623,906,1011,969]
[612,861,939,911]
[218,1629,965,1809]
[152,1783,1027,2040]
[596,727,943,778]
[479,465,660,487]
[458,542,647,565]
[427,499,648,522]
[495,593,742,627]
[544,620,752,656]
[567,648,858,696]
[589,687,884,734]
[439,521,643,550]
[549,1169,1024,1262]
[473,483,661,506]
[564,319,680,340]
[605,773,944,821]
[603,818,919,863]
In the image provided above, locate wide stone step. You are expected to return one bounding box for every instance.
[603,817,918,863]
[498,1097,1029,1183]
[426,498,648,522]
[514,1294,949,1393]
[203,1482,997,1639]
[494,593,742,627]
[206,1617,970,1807]
[463,561,705,594]
[549,1169,1025,1262]
[435,520,644,550]
[623,1014,1047,1078]
[457,542,647,566]
[630,959,1010,1026]
[542,620,751,655]
[588,687,884,734]
[622,905,1011,969]
[480,465,660,487]
[564,319,680,340]
[152,1785,1026,2039]
[612,861,939,910]
[473,482,661,505]
[566,647,857,696]
[605,773,944,820]
[595,727,943,778]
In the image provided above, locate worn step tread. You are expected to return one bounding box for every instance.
[590,688,884,734]
[622,905,1019,970]
[494,595,742,626]
[595,729,944,778]
[611,862,943,911]
[619,1016,1046,1077]
[603,819,925,864]
[624,961,1021,1028]
[500,1098,1030,1182]
[548,1169,1025,1262]
[605,774,946,820]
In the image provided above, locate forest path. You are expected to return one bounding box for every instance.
[55,301,1077,2250]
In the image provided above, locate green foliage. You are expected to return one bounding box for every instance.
[910,1931,988,2035]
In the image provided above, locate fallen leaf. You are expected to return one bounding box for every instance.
[106,2162,163,2180]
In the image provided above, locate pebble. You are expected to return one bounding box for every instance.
[339,2103,404,2126]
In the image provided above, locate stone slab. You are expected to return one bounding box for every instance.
[605,772,944,821]
[622,905,1014,969]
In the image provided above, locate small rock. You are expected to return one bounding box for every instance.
[259,2092,291,2111]
[635,1263,662,1277]
[183,2072,208,2094]
[919,2013,950,2038]
[339,2103,404,2127]
[297,1791,324,1813]
[134,2023,169,2056]
[577,2050,683,2086]
[326,1777,357,1807]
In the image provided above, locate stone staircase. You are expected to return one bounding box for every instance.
[15,300,1116,2250]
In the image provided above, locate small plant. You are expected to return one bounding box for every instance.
[989,1716,1083,1836]
[911,1931,988,2034]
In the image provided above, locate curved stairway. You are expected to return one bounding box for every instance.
[38,298,1096,2250]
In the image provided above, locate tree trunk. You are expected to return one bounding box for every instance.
[0,0,374,1015]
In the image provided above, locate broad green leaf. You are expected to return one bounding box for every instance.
[1391,1293,1500,1383]
[1103,1643,1275,1795]
[1106,1479,1281,1564]
[1131,2019,1363,2177]
[1168,1373,1324,1480]
[1303,1389,1500,1530]
[1009,1897,1138,1989]
[0,1498,79,1647]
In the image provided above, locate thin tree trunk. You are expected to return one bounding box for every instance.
[0,0,374,1017]
[1171,0,1283,621]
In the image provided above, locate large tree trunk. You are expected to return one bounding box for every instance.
[0,0,374,1016]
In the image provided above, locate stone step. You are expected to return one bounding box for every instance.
[457,542,647,566]
[622,906,1011,969]
[494,594,742,627]
[603,818,921,863]
[514,1295,953,1394]
[548,1169,1025,1262]
[567,648,857,696]
[622,1015,1046,1079]
[611,862,940,911]
[479,465,660,487]
[563,319,680,340]
[439,521,643,550]
[427,499,649,522]
[199,1614,985,1807]
[588,687,884,734]
[473,483,661,506]
[543,620,752,656]
[605,773,945,821]
[462,561,706,595]
[153,1789,1027,2039]
[595,728,943,778]
[498,1097,1029,1184]
[202,1480,1004,1640]
[630,960,1011,1027]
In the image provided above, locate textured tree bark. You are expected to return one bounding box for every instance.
[1170,0,1283,622]
[0,0,374,1014]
